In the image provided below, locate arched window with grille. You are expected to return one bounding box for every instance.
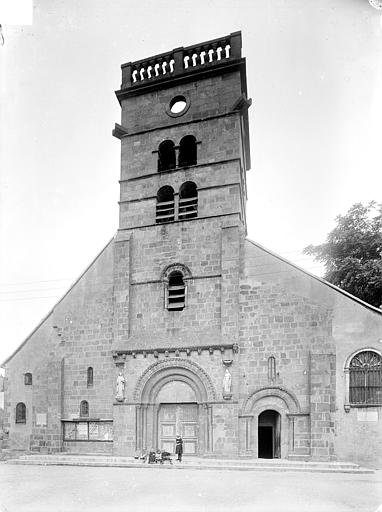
[80,400,89,417]
[24,373,32,385]
[179,181,198,220]
[349,350,382,405]
[158,140,176,172]
[16,402,26,424]
[156,186,175,223]
[87,367,93,387]
[178,135,197,167]
[167,271,186,311]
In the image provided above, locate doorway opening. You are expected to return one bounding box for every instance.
[156,380,199,456]
[258,410,281,459]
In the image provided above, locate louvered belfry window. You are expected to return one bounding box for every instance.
[156,186,175,223]
[167,271,186,311]
[178,181,198,220]
[349,351,382,405]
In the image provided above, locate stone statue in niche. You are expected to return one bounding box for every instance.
[223,368,232,397]
[115,371,126,402]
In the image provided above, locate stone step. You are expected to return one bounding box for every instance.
[6,455,374,474]
[15,455,360,468]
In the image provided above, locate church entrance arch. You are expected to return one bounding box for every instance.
[134,359,216,457]
[240,387,301,459]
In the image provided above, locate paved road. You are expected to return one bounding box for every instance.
[0,463,381,512]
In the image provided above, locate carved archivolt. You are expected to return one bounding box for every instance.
[241,386,301,416]
[160,263,192,281]
[133,358,217,402]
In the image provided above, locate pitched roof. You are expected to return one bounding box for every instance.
[246,237,382,315]
[1,237,115,367]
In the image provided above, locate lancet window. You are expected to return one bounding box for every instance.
[16,402,26,424]
[80,400,89,417]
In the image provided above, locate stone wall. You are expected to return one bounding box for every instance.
[120,72,243,134]
[3,241,115,454]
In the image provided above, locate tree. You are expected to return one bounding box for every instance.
[304,202,382,308]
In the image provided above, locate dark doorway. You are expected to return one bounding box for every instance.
[258,410,281,459]
[258,426,273,458]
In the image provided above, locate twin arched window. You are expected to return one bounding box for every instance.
[16,402,26,424]
[158,136,197,172]
[349,350,382,405]
[156,182,198,223]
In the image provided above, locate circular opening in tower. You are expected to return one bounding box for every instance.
[170,97,187,114]
[167,95,190,117]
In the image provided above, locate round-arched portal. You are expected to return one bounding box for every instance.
[258,410,281,459]
[240,387,302,459]
[134,359,216,457]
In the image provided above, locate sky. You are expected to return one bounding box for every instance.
[0,0,382,366]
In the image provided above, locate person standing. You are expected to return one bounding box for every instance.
[175,435,183,462]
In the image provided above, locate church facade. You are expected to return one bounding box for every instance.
[2,32,382,467]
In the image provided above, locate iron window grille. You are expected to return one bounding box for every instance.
[349,351,382,405]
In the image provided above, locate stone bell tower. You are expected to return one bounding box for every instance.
[112,30,251,343]
[111,32,251,456]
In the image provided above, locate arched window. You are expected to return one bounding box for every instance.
[267,356,276,382]
[16,402,26,424]
[349,351,382,405]
[167,271,186,311]
[179,181,198,220]
[80,400,89,417]
[87,367,93,387]
[158,140,176,172]
[156,186,175,223]
[24,373,32,385]
[178,135,197,167]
